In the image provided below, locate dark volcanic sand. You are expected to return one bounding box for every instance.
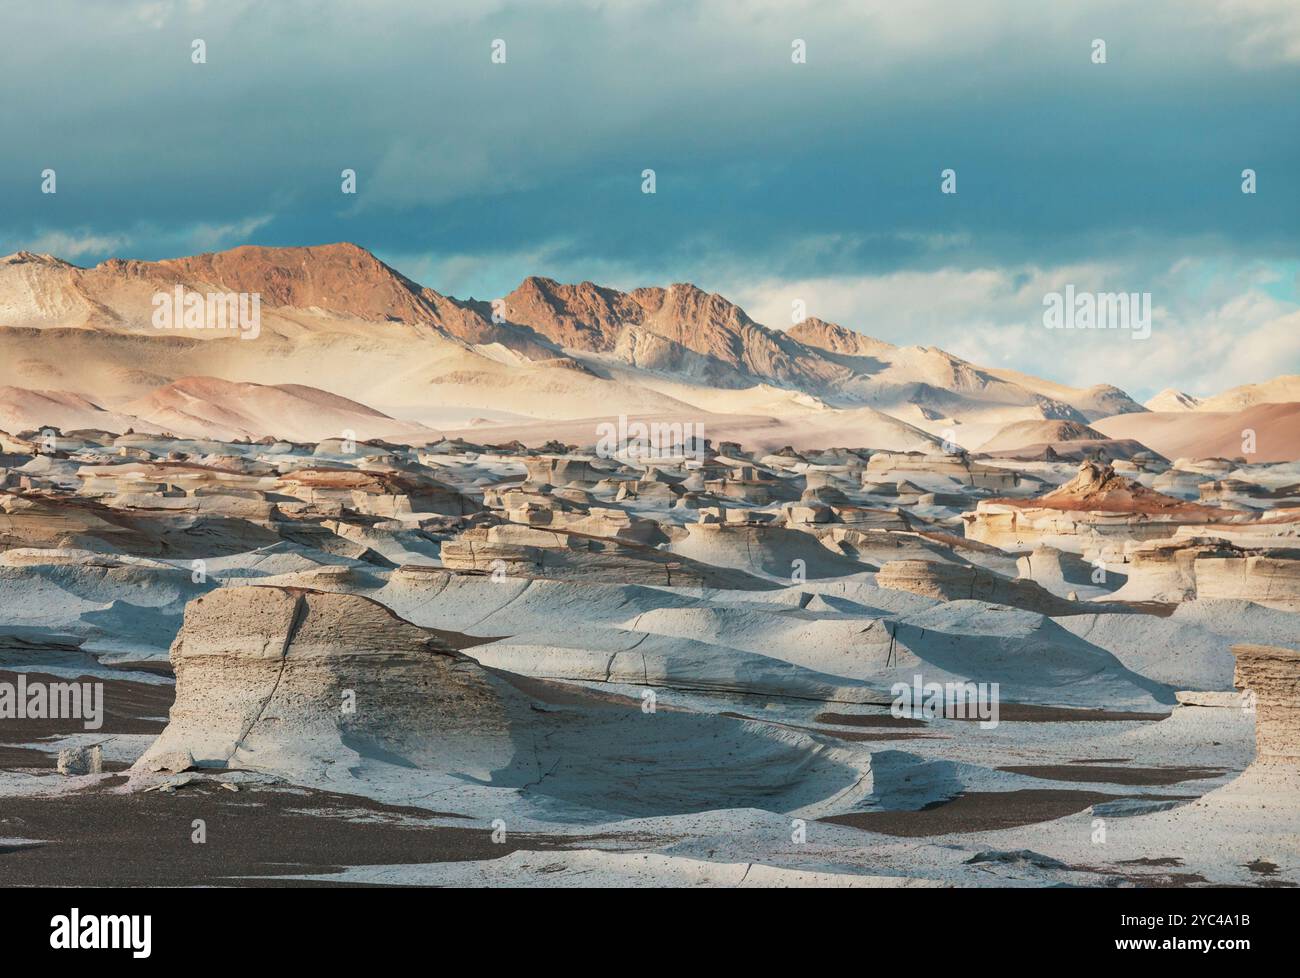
[104,660,175,678]
[817,704,1169,724]
[982,704,1169,722]
[998,764,1227,786]
[0,670,174,740]
[814,711,928,728]
[0,781,581,887]
[722,712,937,743]
[820,789,1134,836]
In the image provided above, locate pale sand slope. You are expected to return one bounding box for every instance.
[120,377,440,443]
[0,386,165,436]
[977,420,1108,453]
[668,522,872,580]
[1093,402,1300,462]
[440,405,941,454]
[1196,373,1300,412]
[341,569,1176,710]
[0,321,704,426]
[514,355,1124,454]
[974,419,1156,460]
[978,365,1145,420]
[1,378,440,443]
[1141,375,1300,414]
[1144,388,1201,412]
[1058,600,1300,690]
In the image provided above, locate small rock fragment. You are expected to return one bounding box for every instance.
[144,748,195,774]
[57,745,103,776]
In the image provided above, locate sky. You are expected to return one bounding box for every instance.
[3,0,1298,401]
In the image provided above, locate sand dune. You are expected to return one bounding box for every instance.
[1093,402,1300,462]
[120,376,439,443]
[0,385,162,437]
[441,405,940,454]
[1196,374,1300,413]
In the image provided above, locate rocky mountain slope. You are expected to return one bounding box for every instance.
[0,243,1289,456]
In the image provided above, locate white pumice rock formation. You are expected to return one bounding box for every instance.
[134,585,518,779]
[1232,643,1300,766]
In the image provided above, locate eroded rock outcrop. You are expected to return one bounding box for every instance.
[0,490,280,556]
[876,558,1092,616]
[134,586,515,777]
[1232,643,1300,766]
[440,524,777,589]
[1194,551,1300,611]
[132,584,878,821]
[523,456,620,488]
[669,521,867,580]
[963,460,1249,553]
[1102,538,1300,609]
[274,467,479,519]
[866,451,1019,490]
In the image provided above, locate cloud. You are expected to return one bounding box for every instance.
[0,1,1294,398]
[1215,0,1300,64]
[24,230,132,259]
[185,215,274,251]
[723,256,1300,399]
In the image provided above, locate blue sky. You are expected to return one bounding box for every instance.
[3,0,1297,399]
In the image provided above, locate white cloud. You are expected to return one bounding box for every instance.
[185,215,273,252]
[25,229,132,260]
[724,257,1300,400]
[1214,0,1300,64]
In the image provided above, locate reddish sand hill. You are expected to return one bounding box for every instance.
[121,377,438,443]
[974,419,1158,462]
[1094,402,1300,463]
[0,244,558,359]
[0,386,162,436]
[979,420,1108,451]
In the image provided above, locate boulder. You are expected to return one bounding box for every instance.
[57,745,102,775]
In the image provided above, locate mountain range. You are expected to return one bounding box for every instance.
[2,243,1297,458]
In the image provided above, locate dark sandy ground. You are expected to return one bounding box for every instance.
[820,789,1184,837]
[0,670,173,742]
[0,781,581,886]
[0,669,173,775]
[998,764,1226,786]
[817,705,1170,724]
